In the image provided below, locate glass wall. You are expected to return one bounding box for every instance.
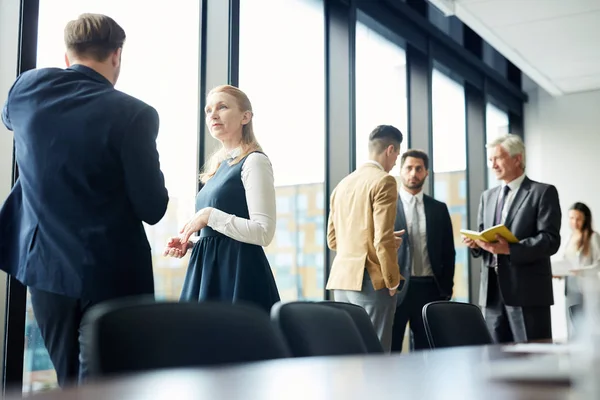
[25,0,200,392]
[239,0,325,301]
[431,67,468,303]
[2,0,528,391]
[485,103,510,189]
[355,12,408,171]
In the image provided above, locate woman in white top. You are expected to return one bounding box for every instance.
[564,202,600,332]
[162,85,280,312]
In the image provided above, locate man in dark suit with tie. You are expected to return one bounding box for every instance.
[0,14,168,386]
[390,150,455,351]
[463,134,561,343]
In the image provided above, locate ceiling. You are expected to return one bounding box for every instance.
[427,0,600,96]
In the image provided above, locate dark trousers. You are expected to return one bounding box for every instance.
[484,271,552,343]
[391,277,444,352]
[29,288,94,388]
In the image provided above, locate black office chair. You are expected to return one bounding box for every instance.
[83,298,290,378]
[319,301,384,353]
[271,301,368,357]
[422,301,493,349]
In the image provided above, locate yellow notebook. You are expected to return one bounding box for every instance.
[460,224,519,244]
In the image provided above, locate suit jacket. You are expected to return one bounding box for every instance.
[394,193,455,304]
[472,176,561,307]
[326,163,403,291]
[0,64,169,303]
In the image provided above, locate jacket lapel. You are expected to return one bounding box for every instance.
[486,187,500,228]
[504,177,531,228]
[395,194,407,233]
[423,195,433,249]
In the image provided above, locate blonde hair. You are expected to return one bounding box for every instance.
[200,85,262,183]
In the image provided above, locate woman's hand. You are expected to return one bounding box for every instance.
[163,237,193,258]
[179,207,214,243]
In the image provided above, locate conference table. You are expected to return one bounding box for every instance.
[9,344,574,399]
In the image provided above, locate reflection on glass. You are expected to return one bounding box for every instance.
[25,1,200,392]
[431,68,468,302]
[355,13,408,172]
[485,103,509,189]
[239,0,325,301]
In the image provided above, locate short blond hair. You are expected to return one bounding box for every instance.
[64,13,125,61]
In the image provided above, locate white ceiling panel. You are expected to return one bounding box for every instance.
[427,0,600,96]
[465,0,600,28]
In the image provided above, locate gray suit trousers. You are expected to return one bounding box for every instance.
[333,272,397,352]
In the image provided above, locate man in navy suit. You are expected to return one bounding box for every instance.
[0,13,168,386]
[390,150,456,351]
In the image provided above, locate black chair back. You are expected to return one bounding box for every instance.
[422,301,493,349]
[319,301,384,353]
[83,298,290,378]
[271,301,368,357]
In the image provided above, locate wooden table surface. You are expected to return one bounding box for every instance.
[10,345,573,400]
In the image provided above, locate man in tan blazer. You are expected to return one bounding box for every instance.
[327,125,405,352]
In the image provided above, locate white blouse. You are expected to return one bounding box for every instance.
[564,231,600,268]
[205,147,276,247]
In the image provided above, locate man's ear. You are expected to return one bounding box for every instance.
[112,48,122,67]
[386,144,395,156]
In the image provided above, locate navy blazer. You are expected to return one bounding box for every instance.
[0,65,169,302]
[394,193,456,305]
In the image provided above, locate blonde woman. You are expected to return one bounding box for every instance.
[164,85,280,312]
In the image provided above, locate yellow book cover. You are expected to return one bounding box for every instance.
[460,224,519,244]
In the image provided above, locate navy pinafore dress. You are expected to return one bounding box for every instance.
[180,152,280,312]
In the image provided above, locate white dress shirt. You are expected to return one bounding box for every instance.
[364,160,384,170]
[206,147,276,247]
[399,187,433,277]
[499,173,526,224]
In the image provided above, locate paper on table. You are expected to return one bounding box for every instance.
[502,343,572,354]
[485,354,572,383]
[551,259,573,277]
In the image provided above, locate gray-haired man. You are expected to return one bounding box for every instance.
[463,134,561,343]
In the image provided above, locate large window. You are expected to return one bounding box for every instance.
[25,1,200,392]
[355,12,408,170]
[485,102,509,189]
[239,0,325,301]
[431,67,468,303]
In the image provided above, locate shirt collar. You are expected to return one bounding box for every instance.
[364,160,384,171]
[400,186,424,203]
[67,64,113,86]
[503,173,526,193]
[227,147,242,159]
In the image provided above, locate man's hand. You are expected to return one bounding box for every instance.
[462,236,479,249]
[393,229,405,249]
[475,234,510,255]
[163,237,192,258]
[389,288,397,297]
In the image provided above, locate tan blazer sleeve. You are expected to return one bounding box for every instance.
[327,188,337,251]
[372,175,400,289]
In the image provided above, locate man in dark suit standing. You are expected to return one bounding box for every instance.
[464,134,560,343]
[0,14,168,386]
[390,150,455,351]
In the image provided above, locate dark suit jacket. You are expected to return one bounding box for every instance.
[472,176,561,308]
[0,64,169,303]
[394,193,456,304]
